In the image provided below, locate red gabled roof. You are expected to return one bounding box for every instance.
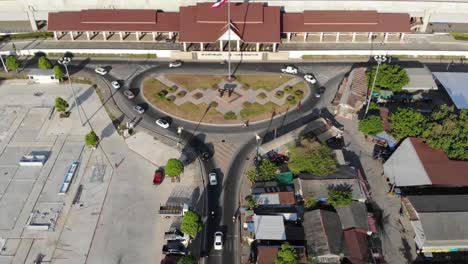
[196,2,264,23]
[48,10,179,32]
[178,3,280,43]
[283,11,410,33]
[81,9,157,24]
[410,138,468,186]
[344,229,370,263]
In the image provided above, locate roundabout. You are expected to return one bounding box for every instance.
[142,72,310,124]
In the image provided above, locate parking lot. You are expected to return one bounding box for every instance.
[0,80,203,264]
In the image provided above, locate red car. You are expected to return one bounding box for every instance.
[153,169,164,185]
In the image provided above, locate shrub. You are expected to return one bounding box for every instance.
[288,141,338,176]
[275,90,285,98]
[168,85,178,92]
[286,95,297,105]
[366,64,410,92]
[193,92,203,100]
[38,56,52,70]
[177,90,187,97]
[157,90,168,99]
[165,158,184,177]
[53,65,65,80]
[5,56,20,71]
[328,189,353,208]
[284,86,293,93]
[294,90,304,98]
[224,111,237,120]
[181,210,203,237]
[166,95,176,102]
[358,116,384,136]
[304,196,318,209]
[257,92,267,99]
[246,159,279,182]
[209,101,219,108]
[245,195,258,209]
[55,97,69,112]
[85,131,99,147]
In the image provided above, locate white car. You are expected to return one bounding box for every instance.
[94,67,108,75]
[209,173,217,186]
[111,81,120,89]
[123,90,135,99]
[214,231,223,250]
[133,105,145,114]
[155,118,170,129]
[169,60,183,68]
[281,65,298,75]
[304,74,317,84]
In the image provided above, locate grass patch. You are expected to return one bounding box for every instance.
[143,78,224,123]
[240,102,281,119]
[165,74,222,91]
[275,90,285,98]
[236,74,294,91]
[224,111,237,120]
[451,32,468,41]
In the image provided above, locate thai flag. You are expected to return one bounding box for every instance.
[211,0,228,8]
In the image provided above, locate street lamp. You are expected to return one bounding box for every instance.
[364,55,387,117]
[255,133,261,164]
[177,126,184,147]
[58,57,84,126]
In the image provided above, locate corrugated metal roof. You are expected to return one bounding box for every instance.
[253,215,286,240]
[433,72,468,109]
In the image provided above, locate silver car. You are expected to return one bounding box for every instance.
[123,90,135,99]
[169,60,183,68]
[133,105,145,114]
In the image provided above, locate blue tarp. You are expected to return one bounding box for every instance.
[376,131,398,149]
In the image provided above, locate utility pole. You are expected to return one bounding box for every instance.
[58,57,84,126]
[364,55,387,117]
[177,126,184,147]
[0,54,8,73]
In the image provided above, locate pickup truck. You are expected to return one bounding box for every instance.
[162,241,187,255]
[281,65,298,75]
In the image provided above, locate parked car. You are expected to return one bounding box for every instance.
[214,231,223,250]
[153,169,164,185]
[281,65,298,75]
[162,241,186,255]
[94,67,108,75]
[133,105,145,114]
[315,86,326,98]
[304,74,317,84]
[169,60,183,68]
[156,118,170,129]
[123,90,135,99]
[209,172,217,186]
[111,81,120,89]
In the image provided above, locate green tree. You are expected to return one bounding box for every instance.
[38,56,52,69]
[85,131,99,148]
[303,196,318,209]
[288,142,337,176]
[245,195,258,209]
[53,65,65,80]
[275,242,298,264]
[181,210,203,237]
[423,106,468,160]
[178,255,196,264]
[390,108,427,140]
[55,97,69,113]
[165,158,184,177]
[328,190,353,208]
[366,64,410,92]
[246,159,279,182]
[5,55,20,71]
[358,116,384,136]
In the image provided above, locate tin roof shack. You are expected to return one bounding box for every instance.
[403,66,438,91]
[384,138,468,189]
[251,191,296,208]
[403,195,468,253]
[27,69,59,84]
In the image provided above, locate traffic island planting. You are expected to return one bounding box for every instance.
[143,73,310,124]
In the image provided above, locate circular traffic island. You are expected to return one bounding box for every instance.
[142,73,310,124]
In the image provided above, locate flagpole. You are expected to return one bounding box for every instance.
[227,0,231,80]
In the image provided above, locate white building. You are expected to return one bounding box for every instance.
[27,69,59,84]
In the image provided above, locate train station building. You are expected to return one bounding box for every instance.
[47,2,411,51]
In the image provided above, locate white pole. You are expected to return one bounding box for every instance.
[227,0,231,80]
[364,55,387,117]
[0,54,8,73]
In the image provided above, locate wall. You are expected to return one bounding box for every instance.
[289,50,468,59]
[2,49,173,58]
